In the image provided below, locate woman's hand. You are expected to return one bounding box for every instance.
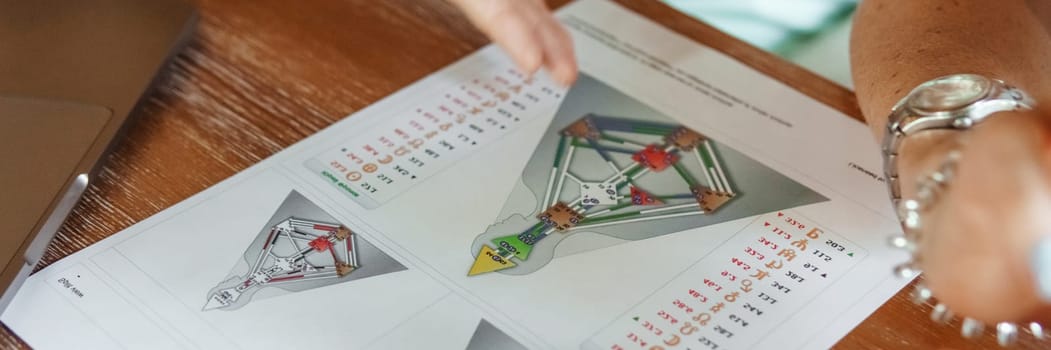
[448,0,578,86]
[898,110,1051,323]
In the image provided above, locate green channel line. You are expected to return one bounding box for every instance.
[613,166,646,190]
[525,221,545,236]
[631,126,675,135]
[552,135,569,167]
[672,163,698,187]
[697,145,715,168]
[599,133,632,145]
[633,125,675,133]
[571,139,591,148]
[580,210,642,225]
[624,165,646,178]
[573,139,645,157]
[654,194,693,201]
[704,142,734,192]
[629,128,672,136]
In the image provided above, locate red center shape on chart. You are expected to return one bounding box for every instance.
[309,236,333,252]
[632,144,678,171]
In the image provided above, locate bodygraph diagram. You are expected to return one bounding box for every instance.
[205,191,405,310]
[468,74,827,276]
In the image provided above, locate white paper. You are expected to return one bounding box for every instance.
[2,1,910,349]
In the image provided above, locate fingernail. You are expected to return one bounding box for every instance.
[548,68,570,87]
[558,74,574,87]
[1030,236,1051,301]
[562,72,578,87]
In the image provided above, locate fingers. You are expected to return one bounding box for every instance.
[481,2,545,76]
[450,0,577,86]
[535,10,578,85]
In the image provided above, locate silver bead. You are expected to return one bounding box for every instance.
[930,303,954,324]
[894,263,920,278]
[940,163,956,179]
[929,171,947,184]
[911,284,933,305]
[897,199,920,218]
[953,116,974,129]
[996,322,1019,346]
[961,318,984,339]
[915,186,934,202]
[903,211,922,230]
[1030,322,1045,340]
[888,235,911,250]
[946,150,962,161]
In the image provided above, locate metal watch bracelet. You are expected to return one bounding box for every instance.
[882,76,1034,204]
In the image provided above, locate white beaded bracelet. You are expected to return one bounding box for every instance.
[887,147,1046,346]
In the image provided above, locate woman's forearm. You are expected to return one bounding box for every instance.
[849,1,1051,323]
[850,0,1051,139]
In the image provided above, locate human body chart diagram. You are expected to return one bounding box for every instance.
[468,74,826,276]
[206,191,405,310]
[468,115,735,276]
[205,218,358,310]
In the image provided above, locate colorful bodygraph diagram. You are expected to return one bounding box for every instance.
[205,191,405,310]
[468,74,826,276]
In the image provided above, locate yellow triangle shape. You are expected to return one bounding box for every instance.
[468,245,516,276]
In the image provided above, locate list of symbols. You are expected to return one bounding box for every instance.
[588,210,866,350]
[305,66,565,209]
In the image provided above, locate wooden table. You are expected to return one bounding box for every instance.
[0,1,1041,348]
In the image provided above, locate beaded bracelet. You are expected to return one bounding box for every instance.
[887,148,1046,346]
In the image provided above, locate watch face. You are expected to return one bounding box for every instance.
[907,74,991,113]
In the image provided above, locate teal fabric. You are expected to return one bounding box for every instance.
[663,0,856,56]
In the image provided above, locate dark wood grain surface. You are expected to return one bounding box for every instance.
[1,0,1043,348]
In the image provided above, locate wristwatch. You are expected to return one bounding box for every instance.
[882,74,1034,203]
[884,74,1040,346]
